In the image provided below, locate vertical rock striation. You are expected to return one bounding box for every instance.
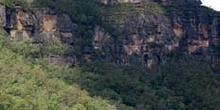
[0,0,220,67]
[3,6,77,43]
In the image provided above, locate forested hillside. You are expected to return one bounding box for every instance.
[0,0,220,110]
[0,35,119,110]
[0,33,220,110]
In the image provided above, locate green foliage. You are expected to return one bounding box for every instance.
[33,0,166,52]
[0,28,220,110]
[0,0,29,9]
[0,1,220,109]
[0,36,73,58]
[36,0,104,25]
[35,0,164,35]
[0,0,14,7]
[149,62,220,110]
[0,35,116,110]
[54,61,220,110]
[143,2,165,14]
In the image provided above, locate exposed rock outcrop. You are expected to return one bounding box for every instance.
[0,5,77,66]
[4,6,76,43]
[88,2,219,67]
[0,1,219,67]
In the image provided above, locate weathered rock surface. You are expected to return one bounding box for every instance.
[0,4,77,66]
[49,54,77,67]
[0,1,220,67]
[89,1,220,67]
[4,6,76,43]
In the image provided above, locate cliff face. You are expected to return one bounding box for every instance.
[0,0,219,67]
[92,8,219,67]
[2,7,76,43]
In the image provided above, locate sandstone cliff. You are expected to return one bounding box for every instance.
[0,0,219,67]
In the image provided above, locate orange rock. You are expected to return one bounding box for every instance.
[43,14,57,32]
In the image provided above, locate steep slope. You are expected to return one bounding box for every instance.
[0,35,117,110]
[0,32,219,110]
[0,0,220,110]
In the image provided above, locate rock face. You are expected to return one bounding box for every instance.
[0,1,220,67]
[0,5,77,66]
[4,7,76,43]
[92,8,218,67]
[91,1,219,67]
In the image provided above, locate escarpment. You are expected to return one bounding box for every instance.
[0,0,220,67]
[3,7,76,43]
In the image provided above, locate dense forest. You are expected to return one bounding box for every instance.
[0,32,220,110]
[0,0,220,110]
